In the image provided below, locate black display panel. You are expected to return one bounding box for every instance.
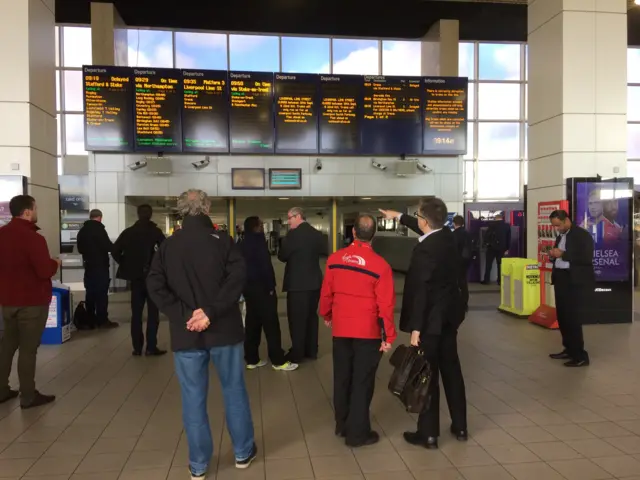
[319,75,362,155]
[83,66,134,152]
[229,71,274,154]
[269,168,302,190]
[361,75,422,155]
[274,74,318,154]
[423,77,468,155]
[231,168,265,190]
[181,69,229,153]
[133,68,182,152]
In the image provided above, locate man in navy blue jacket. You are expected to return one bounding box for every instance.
[239,217,298,372]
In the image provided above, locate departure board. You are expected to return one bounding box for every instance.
[361,76,422,155]
[229,71,274,154]
[274,74,318,154]
[83,66,134,151]
[319,75,362,155]
[181,70,229,153]
[423,77,468,155]
[133,68,182,152]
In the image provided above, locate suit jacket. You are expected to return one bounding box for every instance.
[487,220,511,252]
[399,215,462,336]
[278,222,324,292]
[452,226,472,269]
[551,225,595,286]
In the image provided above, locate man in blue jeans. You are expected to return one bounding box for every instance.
[147,189,256,479]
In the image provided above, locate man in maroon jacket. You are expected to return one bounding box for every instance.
[0,195,60,408]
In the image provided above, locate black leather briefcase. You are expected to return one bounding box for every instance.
[388,345,433,414]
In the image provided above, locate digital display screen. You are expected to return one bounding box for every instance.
[361,76,422,155]
[274,74,318,154]
[423,77,468,155]
[575,181,631,282]
[229,71,274,154]
[181,69,229,153]
[319,75,361,155]
[133,68,182,152]
[269,169,302,190]
[231,168,265,190]
[83,66,134,151]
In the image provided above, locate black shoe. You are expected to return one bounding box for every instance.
[145,349,167,357]
[451,426,468,441]
[346,431,379,448]
[549,351,571,360]
[21,391,55,409]
[99,320,119,329]
[0,389,19,404]
[132,350,142,356]
[403,431,438,449]
[564,358,590,367]
[335,425,345,437]
[235,443,257,469]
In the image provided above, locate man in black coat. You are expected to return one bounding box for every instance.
[549,210,594,367]
[482,213,511,285]
[380,198,467,450]
[240,216,298,371]
[278,207,325,363]
[452,215,473,313]
[76,209,118,328]
[112,204,166,356]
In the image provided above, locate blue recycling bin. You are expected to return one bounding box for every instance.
[41,285,72,345]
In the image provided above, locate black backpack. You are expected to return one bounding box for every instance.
[73,301,95,330]
[484,227,501,251]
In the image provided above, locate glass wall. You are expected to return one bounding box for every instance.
[629,48,640,185]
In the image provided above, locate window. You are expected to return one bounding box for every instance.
[175,32,227,70]
[628,48,640,84]
[478,83,521,120]
[477,161,520,199]
[57,115,62,156]
[63,70,84,112]
[127,29,174,68]
[628,86,640,122]
[464,123,474,160]
[229,34,279,72]
[64,114,86,155]
[281,37,330,73]
[523,160,528,186]
[332,39,379,75]
[55,27,60,67]
[629,124,640,159]
[62,27,92,67]
[467,86,475,120]
[477,123,520,160]
[464,161,474,199]
[627,161,640,185]
[459,42,474,79]
[382,41,421,76]
[478,43,521,81]
[55,71,61,111]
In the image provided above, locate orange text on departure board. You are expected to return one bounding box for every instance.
[183,78,226,111]
[84,76,130,127]
[230,80,272,108]
[134,76,178,136]
[363,81,420,120]
[424,87,465,133]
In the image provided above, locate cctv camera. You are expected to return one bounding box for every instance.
[128,160,147,171]
[191,158,211,170]
[416,162,432,173]
[315,159,322,171]
[370,159,387,171]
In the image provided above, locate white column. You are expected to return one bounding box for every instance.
[422,19,460,77]
[526,0,628,258]
[91,2,128,66]
[0,0,59,256]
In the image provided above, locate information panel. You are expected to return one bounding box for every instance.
[274,74,318,154]
[423,77,468,155]
[133,68,182,152]
[361,76,422,155]
[181,70,229,153]
[83,66,134,151]
[229,71,274,154]
[269,168,302,190]
[319,75,361,155]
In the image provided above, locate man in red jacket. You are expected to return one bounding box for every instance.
[0,195,60,409]
[320,214,396,448]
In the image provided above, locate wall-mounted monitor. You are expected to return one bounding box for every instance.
[269,168,302,190]
[231,168,265,190]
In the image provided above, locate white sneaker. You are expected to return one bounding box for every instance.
[272,361,299,371]
[246,360,267,370]
[189,468,206,479]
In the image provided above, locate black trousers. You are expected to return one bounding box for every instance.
[130,278,160,353]
[286,290,320,363]
[417,324,467,438]
[553,270,588,361]
[244,286,286,366]
[333,337,382,444]
[459,263,470,313]
[484,249,504,284]
[84,269,110,325]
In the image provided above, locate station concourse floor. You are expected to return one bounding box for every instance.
[2,264,640,479]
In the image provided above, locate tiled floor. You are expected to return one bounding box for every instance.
[2,264,640,479]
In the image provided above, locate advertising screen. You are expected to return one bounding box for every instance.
[575,181,631,282]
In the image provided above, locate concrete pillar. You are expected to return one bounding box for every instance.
[91,2,128,66]
[0,0,59,256]
[421,19,460,77]
[526,0,628,258]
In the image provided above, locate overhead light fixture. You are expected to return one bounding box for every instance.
[278,197,289,200]
[636,0,640,5]
[361,197,372,200]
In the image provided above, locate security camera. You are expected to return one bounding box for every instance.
[128,161,147,171]
[191,158,211,170]
[371,159,387,171]
[315,158,322,171]
[416,162,432,174]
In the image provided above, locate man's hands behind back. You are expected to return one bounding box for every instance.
[187,308,210,332]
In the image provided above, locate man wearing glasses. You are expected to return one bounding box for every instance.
[278,207,325,363]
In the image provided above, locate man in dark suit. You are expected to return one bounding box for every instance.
[482,213,511,285]
[452,215,472,313]
[278,207,325,363]
[380,199,467,450]
[549,210,594,367]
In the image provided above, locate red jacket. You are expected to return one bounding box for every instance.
[0,218,59,306]
[320,241,397,344]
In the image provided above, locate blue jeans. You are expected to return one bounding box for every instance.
[174,343,255,475]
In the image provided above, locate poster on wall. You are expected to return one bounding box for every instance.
[0,176,27,227]
[59,176,90,231]
[574,182,631,282]
[537,200,568,270]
